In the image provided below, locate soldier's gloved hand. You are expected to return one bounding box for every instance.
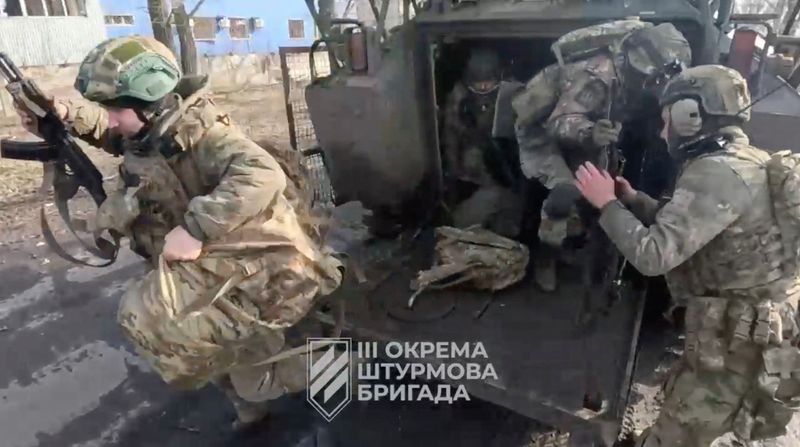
[615,176,637,205]
[543,183,582,219]
[13,97,68,137]
[163,226,203,262]
[591,119,622,147]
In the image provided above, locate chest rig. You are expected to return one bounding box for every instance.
[120,95,192,260]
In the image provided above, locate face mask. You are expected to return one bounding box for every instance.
[467,80,500,96]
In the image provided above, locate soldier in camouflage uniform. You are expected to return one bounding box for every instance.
[512,21,691,291]
[442,46,523,239]
[15,36,343,428]
[575,65,800,446]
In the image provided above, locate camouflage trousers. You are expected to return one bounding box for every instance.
[639,297,800,446]
[116,251,326,400]
[640,362,795,446]
[518,139,574,191]
[451,183,524,239]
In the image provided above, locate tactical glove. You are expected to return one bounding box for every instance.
[591,119,622,147]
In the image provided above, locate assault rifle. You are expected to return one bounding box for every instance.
[0,52,120,267]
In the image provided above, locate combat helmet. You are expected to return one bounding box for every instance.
[660,64,751,121]
[75,36,182,106]
[464,46,501,94]
[619,23,692,93]
[659,65,751,157]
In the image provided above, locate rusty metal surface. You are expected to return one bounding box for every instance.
[323,230,645,442]
[745,73,800,153]
[306,27,430,210]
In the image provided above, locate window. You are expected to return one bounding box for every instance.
[104,14,134,26]
[3,0,85,16]
[192,16,216,41]
[229,17,250,39]
[288,19,305,39]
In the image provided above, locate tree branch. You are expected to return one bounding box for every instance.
[188,0,207,18]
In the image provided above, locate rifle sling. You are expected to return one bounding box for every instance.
[39,163,121,268]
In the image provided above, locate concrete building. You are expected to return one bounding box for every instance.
[0,0,107,66]
[100,0,317,56]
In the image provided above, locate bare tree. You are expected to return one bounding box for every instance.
[147,0,176,55]
[172,0,198,74]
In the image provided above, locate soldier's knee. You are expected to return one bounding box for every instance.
[543,183,581,219]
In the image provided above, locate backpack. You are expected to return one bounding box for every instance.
[551,19,651,66]
[765,150,800,266]
[408,226,529,307]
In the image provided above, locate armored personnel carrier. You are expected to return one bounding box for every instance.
[294,1,800,445]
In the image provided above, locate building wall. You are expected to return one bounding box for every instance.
[99,0,317,55]
[0,0,107,66]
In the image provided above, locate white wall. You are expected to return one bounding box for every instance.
[0,0,107,66]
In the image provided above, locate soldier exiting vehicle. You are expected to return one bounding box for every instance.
[512,20,692,293]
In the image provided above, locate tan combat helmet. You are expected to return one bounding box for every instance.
[74,36,182,105]
[660,64,751,122]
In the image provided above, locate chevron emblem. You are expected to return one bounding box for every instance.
[306,338,352,421]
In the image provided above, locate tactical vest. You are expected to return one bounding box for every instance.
[666,142,798,304]
[115,93,214,261]
[121,147,190,260]
[663,141,800,418]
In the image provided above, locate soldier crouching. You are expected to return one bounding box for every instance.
[576,65,800,446]
[16,36,343,428]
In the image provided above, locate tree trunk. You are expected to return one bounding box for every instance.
[318,0,335,37]
[147,0,176,55]
[172,0,198,74]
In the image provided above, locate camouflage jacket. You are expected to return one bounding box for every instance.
[62,76,343,307]
[601,127,800,304]
[513,52,617,161]
[442,81,497,186]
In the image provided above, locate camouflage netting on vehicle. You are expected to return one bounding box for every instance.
[410,226,529,297]
[552,19,651,65]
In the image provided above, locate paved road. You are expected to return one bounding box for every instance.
[0,245,539,447]
[2,241,798,447]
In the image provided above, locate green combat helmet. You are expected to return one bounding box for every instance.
[75,36,182,105]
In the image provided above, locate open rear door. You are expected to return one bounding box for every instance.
[304,5,435,220]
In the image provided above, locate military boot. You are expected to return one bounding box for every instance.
[534,254,558,292]
[536,210,566,293]
[215,373,271,430]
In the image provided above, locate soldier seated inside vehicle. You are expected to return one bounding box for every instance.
[440,43,530,240]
